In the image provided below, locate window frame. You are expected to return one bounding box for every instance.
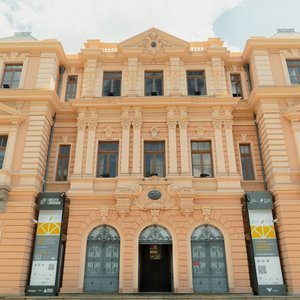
[191,140,214,178]
[0,135,8,169]
[55,144,71,182]
[239,143,255,181]
[1,64,23,89]
[102,71,122,96]
[186,70,207,96]
[96,141,119,178]
[65,75,78,101]
[286,60,300,84]
[144,141,166,177]
[230,73,243,98]
[144,71,164,96]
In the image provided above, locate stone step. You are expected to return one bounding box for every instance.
[1,294,300,300]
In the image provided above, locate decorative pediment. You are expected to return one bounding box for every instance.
[119,27,189,56]
[0,103,23,124]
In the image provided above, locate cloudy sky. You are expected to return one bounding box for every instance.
[0,0,299,53]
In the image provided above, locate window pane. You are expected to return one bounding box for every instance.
[156,153,164,176]
[192,165,201,177]
[0,150,4,169]
[56,145,70,181]
[155,79,163,95]
[145,78,153,96]
[103,79,112,96]
[187,79,195,95]
[97,142,118,177]
[192,153,201,166]
[113,79,121,96]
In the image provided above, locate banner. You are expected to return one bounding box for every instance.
[26,192,65,296]
[245,192,286,296]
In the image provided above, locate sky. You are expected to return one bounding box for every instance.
[0,0,299,53]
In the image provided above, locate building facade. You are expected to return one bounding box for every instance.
[0,28,300,295]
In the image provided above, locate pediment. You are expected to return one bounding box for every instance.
[118,27,189,55]
[0,103,22,124]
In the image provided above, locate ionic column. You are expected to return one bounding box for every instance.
[167,109,178,175]
[73,112,86,176]
[179,109,190,175]
[291,120,300,165]
[120,110,131,175]
[132,109,142,175]
[213,118,226,176]
[85,111,97,176]
[3,124,18,171]
[224,118,238,175]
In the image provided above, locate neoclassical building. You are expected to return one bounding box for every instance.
[0,28,300,296]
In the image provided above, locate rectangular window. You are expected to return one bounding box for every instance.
[102,72,121,96]
[55,145,71,181]
[1,64,22,88]
[230,74,243,97]
[144,141,165,177]
[0,136,8,169]
[187,71,206,96]
[191,141,213,177]
[97,142,119,177]
[145,71,163,96]
[240,144,255,180]
[65,75,78,100]
[287,60,300,84]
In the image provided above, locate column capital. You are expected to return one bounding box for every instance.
[77,119,86,131]
[224,119,233,130]
[212,119,223,130]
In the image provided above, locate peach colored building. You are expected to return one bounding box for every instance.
[0,28,299,296]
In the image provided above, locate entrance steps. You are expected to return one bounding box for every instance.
[1,294,300,300]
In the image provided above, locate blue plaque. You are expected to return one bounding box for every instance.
[148,190,161,200]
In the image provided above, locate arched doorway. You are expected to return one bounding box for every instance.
[191,225,228,293]
[83,225,120,292]
[139,225,173,292]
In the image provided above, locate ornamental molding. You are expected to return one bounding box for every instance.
[196,126,205,138]
[202,207,211,223]
[105,127,113,139]
[99,208,109,223]
[150,127,159,139]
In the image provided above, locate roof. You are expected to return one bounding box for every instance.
[0,32,38,41]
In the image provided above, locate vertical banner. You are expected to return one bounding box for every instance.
[26,192,65,296]
[246,192,286,296]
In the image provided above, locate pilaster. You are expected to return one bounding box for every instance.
[73,112,86,176]
[84,110,97,176]
[82,59,97,97]
[126,57,138,96]
[224,111,238,176]
[35,52,59,90]
[132,109,142,175]
[3,124,19,171]
[179,109,189,175]
[120,109,131,176]
[212,111,226,176]
[167,108,178,175]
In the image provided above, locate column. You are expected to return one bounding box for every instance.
[213,118,226,176]
[84,110,97,176]
[120,109,130,175]
[73,112,86,176]
[167,109,178,175]
[132,109,142,175]
[224,117,238,175]
[179,109,190,175]
[3,124,18,171]
[291,120,300,165]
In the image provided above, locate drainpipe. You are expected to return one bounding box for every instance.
[253,113,268,191]
[244,63,252,92]
[43,113,56,192]
[57,65,65,97]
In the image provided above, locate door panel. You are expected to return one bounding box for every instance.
[192,241,228,293]
[84,242,119,292]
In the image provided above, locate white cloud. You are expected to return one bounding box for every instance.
[0,0,242,53]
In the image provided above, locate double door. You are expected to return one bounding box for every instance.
[192,241,228,293]
[84,241,119,292]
